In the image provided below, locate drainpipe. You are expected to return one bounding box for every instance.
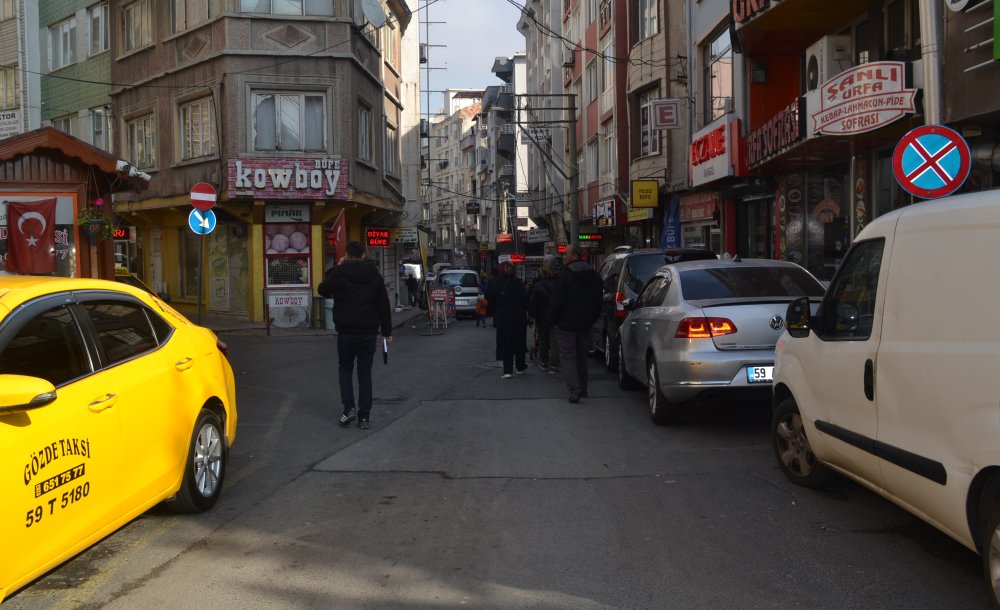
[918,0,943,124]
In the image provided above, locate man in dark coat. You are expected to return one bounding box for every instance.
[487,261,531,378]
[318,241,392,429]
[405,273,419,306]
[530,255,561,373]
[551,245,602,403]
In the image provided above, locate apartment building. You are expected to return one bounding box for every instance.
[107,0,412,325]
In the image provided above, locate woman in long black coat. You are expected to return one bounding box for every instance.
[487,262,531,378]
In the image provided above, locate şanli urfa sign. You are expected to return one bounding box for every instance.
[810,61,917,136]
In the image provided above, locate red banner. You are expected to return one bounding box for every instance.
[7,199,56,274]
[329,209,347,261]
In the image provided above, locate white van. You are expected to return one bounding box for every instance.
[771,189,1000,605]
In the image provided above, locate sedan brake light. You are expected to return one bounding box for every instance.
[675,317,737,338]
[615,291,627,318]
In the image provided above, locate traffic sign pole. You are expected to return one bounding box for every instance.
[188,182,217,325]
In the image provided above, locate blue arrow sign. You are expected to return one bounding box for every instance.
[188,208,217,235]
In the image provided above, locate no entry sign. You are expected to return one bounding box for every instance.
[190,182,217,211]
[892,125,971,199]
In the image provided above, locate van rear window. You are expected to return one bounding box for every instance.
[680,266,825,300]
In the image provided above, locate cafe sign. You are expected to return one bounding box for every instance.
[227,157,349,200]
[810,62,916,136]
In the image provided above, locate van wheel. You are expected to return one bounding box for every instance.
[604,332,618,371]
[617,341,639,390]
[980,493,1000,609]
[647,358,679,425]
[772,398,829,488]
[168,409,227,513]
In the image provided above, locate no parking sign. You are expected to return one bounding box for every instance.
[892,125,971,199]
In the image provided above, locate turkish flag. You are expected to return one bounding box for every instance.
[331,209,347,261]
[7,199,57,275]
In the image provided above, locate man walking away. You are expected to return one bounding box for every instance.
[551,245,602,403]
[405,273,418,306]
[318,241,393,429]
[530,255,560,372]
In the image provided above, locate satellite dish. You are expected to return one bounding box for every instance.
[360,0,387,28]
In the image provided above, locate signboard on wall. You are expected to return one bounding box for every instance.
[228,157,349,200]
[366,227,390,248]
[650,99,681,130]
[809,62,916,136]
[631,180,659,208]
[0,109,21,139]
[690,116,739,187]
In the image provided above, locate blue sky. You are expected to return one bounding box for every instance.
[417,0,526,111]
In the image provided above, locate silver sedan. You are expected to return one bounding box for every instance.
[617,257,825,425]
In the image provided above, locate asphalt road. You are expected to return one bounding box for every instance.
[5,316,992,609]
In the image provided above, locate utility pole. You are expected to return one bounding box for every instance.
[567,93,579,247]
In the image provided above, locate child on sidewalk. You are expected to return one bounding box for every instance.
[475,295,488,327]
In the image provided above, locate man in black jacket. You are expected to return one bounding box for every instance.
[318,241,392,429]
[551,245,602,403]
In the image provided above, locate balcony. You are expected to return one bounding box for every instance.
[438,159,449,170]
[460,132,476,150]
[497,124,516,158]
[500,164,514,177]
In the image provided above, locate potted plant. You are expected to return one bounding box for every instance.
[77,199,115,240]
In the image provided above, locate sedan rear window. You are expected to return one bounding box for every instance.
[680,266,825,300]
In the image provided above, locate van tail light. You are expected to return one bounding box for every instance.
[217,339,230,358]
[615,291,627,318]
[675,317,737,338]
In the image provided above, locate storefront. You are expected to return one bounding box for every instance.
[0,128,147,279]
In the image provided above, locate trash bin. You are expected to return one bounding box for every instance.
[324,298,335,330]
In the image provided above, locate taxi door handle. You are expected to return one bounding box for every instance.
[88,393,117,413]
[175,357,194,372]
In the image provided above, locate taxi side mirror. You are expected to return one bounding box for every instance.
[785,297,812,339]
[0,374,57,415]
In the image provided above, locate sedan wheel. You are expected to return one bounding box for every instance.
[647,358,679,425]
[168,408,227,513]
[617,341,639,390]
[604,332,617,371]
[771,397,829,488]
[983,509,1000,609]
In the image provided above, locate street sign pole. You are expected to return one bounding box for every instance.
[189,182,218,326]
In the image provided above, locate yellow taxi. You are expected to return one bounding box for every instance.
[0,276,237,602]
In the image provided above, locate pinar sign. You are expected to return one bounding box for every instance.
[810,62,916,136]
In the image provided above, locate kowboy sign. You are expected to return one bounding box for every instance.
[227,157,350,199]
[811,62,916,136]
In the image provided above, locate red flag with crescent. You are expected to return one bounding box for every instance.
[331,209,347,261]
[7,199,57,274]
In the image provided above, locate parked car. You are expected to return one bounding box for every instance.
[771,190,1000,607]
[0,276,237,603]
[434,269,481,318]
[592,246,718,371]
[617,257,824,425]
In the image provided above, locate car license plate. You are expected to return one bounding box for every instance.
[746,366,773,383]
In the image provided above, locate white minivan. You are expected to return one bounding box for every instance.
[771,189,1000,606]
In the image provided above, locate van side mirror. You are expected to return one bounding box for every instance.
[785,297,812,338]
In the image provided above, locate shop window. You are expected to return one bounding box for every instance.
[252,92,326,152]
[703,27,733,125]
[179,229,201,299]
[179,97,217,160]
[50,17,77,70]
[874,149,911,218]
[0,64,18,110]
[172,0,209,33]
[636,89,660,157]
[126,114,156,169]
[89,3,109,56]
[265,223,310,287]
[805,166,850,282]
[123,0,153,53]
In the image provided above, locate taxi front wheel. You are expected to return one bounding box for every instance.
[168,408,227,513]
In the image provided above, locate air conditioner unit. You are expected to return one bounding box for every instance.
[804,35,851,92]
[562,49,575,67]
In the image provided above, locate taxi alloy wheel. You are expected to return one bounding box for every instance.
[772,397,829,489]
[983,508,1000,609]
[169,409,227,513]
